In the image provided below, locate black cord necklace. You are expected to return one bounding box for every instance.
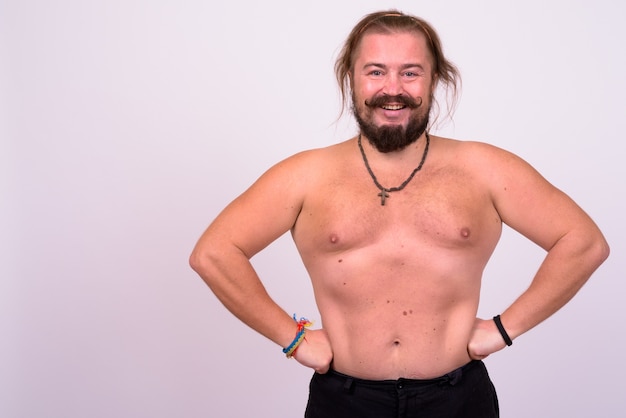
[357,132,430,206]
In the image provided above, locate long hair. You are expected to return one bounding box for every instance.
[334,10,461,128]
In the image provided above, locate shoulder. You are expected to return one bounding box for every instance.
[249,139,355,197]
[430,135,551,202]
[431,136,534,172]
[431,135,514,157]
[263,139,354,178]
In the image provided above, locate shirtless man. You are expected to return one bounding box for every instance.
[189,10,609,417]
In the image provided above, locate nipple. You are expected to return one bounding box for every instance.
[460,227,471,239]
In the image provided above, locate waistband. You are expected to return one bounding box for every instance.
[326,360,482,388]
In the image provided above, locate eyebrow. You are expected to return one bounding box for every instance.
[362,62,425,71]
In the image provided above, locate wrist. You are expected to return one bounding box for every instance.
[493,314,513,346]
[282,314,312,358]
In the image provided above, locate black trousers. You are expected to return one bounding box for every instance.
[305,360,499,418]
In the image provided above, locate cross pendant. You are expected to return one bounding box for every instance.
[378,189,390,205]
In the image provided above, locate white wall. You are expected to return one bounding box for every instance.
[2,1,624,417]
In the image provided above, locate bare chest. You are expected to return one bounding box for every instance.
[293,165,502,258]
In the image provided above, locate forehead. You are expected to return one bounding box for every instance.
[353,31,432,68]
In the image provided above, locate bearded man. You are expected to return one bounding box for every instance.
[190,10,609,417]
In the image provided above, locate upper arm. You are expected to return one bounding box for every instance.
[196,151,313,259]
[481,144,599,251]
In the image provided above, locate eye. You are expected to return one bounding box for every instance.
[369,70,384,76]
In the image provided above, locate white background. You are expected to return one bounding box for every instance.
[2,1,625,417]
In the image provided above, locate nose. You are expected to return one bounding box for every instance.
[382,73,403,96]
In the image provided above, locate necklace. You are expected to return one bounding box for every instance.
[357,133,430,205]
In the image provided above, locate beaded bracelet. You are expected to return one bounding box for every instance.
[282,314,312,358]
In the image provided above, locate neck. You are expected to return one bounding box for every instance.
[357,132,431,206]
[360,131,428,163]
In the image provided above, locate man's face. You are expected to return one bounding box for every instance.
[351,31,435,153]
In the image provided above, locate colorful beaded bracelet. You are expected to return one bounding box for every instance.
[282,314,312,358]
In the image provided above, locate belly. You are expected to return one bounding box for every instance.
[308,246,482,379]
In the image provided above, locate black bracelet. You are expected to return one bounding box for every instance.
[493,315,513,346]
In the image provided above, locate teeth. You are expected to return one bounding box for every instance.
[382,104,405,110]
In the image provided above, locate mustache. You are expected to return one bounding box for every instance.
[364,94,423,109]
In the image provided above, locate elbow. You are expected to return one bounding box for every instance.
[189,245,217,278]
[188,249,203,275]
[587,231,610,271]
[189,240,239,289]
[595,235,611,266]
[189,242,214,278]
[189,246,221,290]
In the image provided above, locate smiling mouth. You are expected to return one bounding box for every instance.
[381,104,406,110]
[365,95,422,110]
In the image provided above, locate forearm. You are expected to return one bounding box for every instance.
[189,244,298,349]
[499,228,609,340]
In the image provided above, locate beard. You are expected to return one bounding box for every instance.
[353,92,430,153]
